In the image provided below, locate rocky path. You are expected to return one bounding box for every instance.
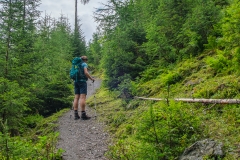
[56,79,109,160]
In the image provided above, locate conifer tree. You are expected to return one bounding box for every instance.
[73,0,90,57]
[87,33,102,67]
[94,0,147,90]
[0,0,40,134]
[72,18,87,57]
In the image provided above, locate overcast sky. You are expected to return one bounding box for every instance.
[38,0,108,42]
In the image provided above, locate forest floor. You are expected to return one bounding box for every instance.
[56,79,110,160]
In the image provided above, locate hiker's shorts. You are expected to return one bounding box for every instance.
[74,81,87,95]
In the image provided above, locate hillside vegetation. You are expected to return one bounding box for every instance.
[87,54,240,159]
[86,0,240,159]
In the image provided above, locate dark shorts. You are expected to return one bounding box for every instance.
[74,81,87,95]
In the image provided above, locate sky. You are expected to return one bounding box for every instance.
[38,0,108,42]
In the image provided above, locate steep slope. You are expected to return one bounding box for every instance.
[88,55,240,159]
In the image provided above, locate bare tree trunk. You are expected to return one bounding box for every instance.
[174,98,240,104]
[74,0,90,33]
[135,97,165,101]
[75,0,77,33]
[5,0,12,77]
[135,97,240,104]
[23,0,26,32]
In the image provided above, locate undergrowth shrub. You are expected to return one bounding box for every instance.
[0,132,63,160]
[176,58,203,78]
[192,75,240,98]
[108,100,201,160]
[140,67,165,83]
[21,114,44,132]
[200,104,240,159]
[117,74,133,100]
[0,109,68,159]
[160,71,182,86]
[135,71,181,97]
[231,47,240,75]
[205,51,231,73]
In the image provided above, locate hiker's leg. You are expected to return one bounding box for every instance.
[79,94,86,111]
[73,94,80,120]
[73,94,80,110]
[80,94,90,120]
[79,81,90,120]
[79,81,87,111]
[74,81,81,110]
[73,82,81,119]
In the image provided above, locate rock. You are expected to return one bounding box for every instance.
[180,139,224,160]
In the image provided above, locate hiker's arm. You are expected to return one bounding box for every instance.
[84,68,95,82]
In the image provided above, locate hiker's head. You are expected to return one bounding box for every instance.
[81,56,88,62]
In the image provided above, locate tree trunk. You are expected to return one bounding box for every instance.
[135,97,240,104]
[23,0,26,32]
[174,98,240,104]
[75,0,77,34]
[5,0,12,77]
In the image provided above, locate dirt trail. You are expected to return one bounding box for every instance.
[56,79,109,160]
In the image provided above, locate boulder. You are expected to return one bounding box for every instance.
[180,139,224,160]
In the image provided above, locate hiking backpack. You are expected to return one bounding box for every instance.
[70,57,87,81]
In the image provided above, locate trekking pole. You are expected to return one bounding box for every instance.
[70,101,74,119]
[70,80,75,119]
[93,80,97,118]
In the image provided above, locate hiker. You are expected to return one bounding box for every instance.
[73,56,95,120]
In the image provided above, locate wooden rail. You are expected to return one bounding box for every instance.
[135,96,240,104]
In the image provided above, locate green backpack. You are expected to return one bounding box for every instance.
[70,57,87,81]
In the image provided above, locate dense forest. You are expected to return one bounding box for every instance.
[1,0,240,159]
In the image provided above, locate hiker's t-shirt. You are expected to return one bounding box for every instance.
[76,62,88,82]
[82,62,87,69]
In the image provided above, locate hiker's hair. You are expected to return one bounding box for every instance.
[81,56,87,59]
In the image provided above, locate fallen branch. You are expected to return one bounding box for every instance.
[203,103,217,112]
[135,97,240,104]
[175,98,240,104]
[135,97,166,101]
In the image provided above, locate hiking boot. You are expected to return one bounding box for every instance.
[74,113,80,120]
[81,112,91,120]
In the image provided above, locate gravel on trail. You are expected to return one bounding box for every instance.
[56,79,110,160]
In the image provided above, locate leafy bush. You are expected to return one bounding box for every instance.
[108,101,201,159]
[160,71,182,86]
[0,132,63,160]
[205,51,230,73]
[0,109,67,159]
[37,80,72,116]
[117,74,134,100]
[139,67,165,83]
